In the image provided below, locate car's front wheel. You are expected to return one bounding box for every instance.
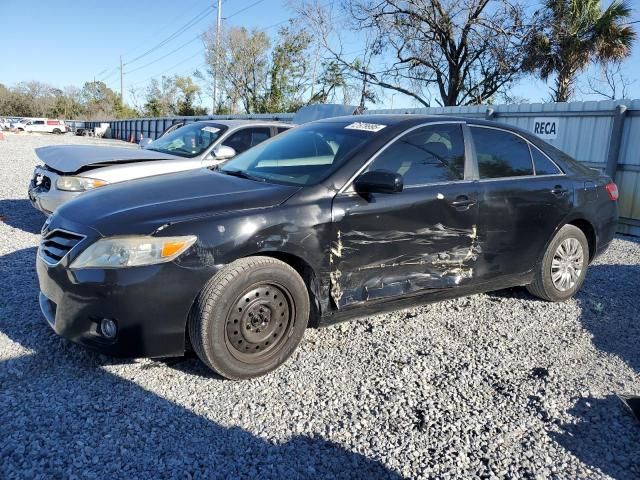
[527,224,589,302]
[189,256,310,379]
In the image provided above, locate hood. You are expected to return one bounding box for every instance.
[54,168,300,236]
[36,145,179,174]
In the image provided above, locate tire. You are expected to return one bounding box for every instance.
[526,224,589,302]
[52,128,61,134]
[188,256,310,380]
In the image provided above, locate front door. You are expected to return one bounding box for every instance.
[330,123,480,308]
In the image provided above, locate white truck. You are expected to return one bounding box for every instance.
[19,118,68,134]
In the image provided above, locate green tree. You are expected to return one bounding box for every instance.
[261,26,312,112]
[524,0,636,102]
[81,81,120,119]
[175,76,207,116]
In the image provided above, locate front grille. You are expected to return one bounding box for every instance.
[40,229,85,265]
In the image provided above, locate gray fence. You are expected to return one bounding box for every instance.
[79,99,640,236]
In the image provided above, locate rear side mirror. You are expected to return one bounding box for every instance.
[354,170,403,194]
[212,145,237,160]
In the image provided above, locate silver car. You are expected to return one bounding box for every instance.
[28,119,292,214]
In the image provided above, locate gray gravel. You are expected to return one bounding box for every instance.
[1,132,640,479]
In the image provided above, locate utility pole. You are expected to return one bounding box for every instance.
[120,55,124,105]
[213,0,222,113]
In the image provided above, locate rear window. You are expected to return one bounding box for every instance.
[531,146,562,175]
[472,127,533,178]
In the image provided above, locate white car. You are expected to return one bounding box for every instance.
[28,119,292,214]
[19,118,68,134]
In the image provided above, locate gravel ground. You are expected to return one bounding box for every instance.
[1,132,639,479]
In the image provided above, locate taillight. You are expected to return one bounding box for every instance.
[605,182,619,201]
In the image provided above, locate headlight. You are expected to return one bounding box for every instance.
[70,235,197,269]
[56,176,108,192]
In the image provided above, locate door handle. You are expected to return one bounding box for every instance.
[450,195,476,210]
[551,185,569,196]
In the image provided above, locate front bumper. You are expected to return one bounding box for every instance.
[28,167,81,214]
[36,251,215,358]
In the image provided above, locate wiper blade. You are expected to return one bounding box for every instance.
[219,169,264,181]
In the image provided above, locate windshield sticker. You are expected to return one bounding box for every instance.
[344,122,386,132]
[202,126,221,134]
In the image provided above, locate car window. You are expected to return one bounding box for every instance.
[34,120,45,125]
[531,146,562,175]
[220,122,376,186]
[364,124,465,185]
[472,127,533,178]
[223,127,271,154]
[144,123,227,158]
[276,127,290,135]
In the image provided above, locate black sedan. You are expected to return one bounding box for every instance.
[36,115,618,379]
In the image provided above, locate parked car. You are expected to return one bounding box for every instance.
[18,118,67,134]
[13,118,32,130]
[36,115,618,379]
[28,120,292,214]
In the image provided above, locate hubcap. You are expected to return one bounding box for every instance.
[225,284,293,362]
[551,238,584,292]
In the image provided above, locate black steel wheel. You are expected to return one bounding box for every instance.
[225,283,294,362]
[189,256,309,379]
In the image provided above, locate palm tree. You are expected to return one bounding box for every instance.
[524,0,636,102]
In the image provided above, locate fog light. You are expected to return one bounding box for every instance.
[100,318,117,339]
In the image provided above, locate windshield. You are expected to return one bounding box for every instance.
[219,122,378,185]
[145,123,227,158]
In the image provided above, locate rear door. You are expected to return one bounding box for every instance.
[331,122,481,308]
[469,125,572,280]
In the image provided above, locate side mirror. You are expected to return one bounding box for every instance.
[354,170,403,194]
[139,138,153,148]
[212,145,237,160]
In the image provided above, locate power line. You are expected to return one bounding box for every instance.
[130,51,205,87]
[125,36,202,75]
[124,4,214,65]
[225,0,265,19]
[124,3,215,60]
[92,5,211,86]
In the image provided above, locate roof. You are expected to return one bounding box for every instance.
[316,114,473,126]
[194,119,292,127]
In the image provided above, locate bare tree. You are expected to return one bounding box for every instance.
[203,26,271,113]
[583,62,635,100]
[293,0,531,107]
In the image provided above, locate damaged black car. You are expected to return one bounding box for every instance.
[37,115,618,379]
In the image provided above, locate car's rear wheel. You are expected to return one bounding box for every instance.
[526,224,589,302]
[52,128,61,134]
[188,256,309,380]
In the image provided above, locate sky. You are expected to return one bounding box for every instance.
[1,0,639,111]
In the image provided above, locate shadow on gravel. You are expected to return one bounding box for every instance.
[0,198,46,234]
[552,396,640,479]
[0,247,402,479]
[575,264,640,375]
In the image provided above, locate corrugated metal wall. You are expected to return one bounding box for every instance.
[75,100,640,235]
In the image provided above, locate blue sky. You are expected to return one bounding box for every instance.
[1,0,639,110]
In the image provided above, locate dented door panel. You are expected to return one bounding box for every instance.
[330,182,480,308]
[474,176,573,279]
